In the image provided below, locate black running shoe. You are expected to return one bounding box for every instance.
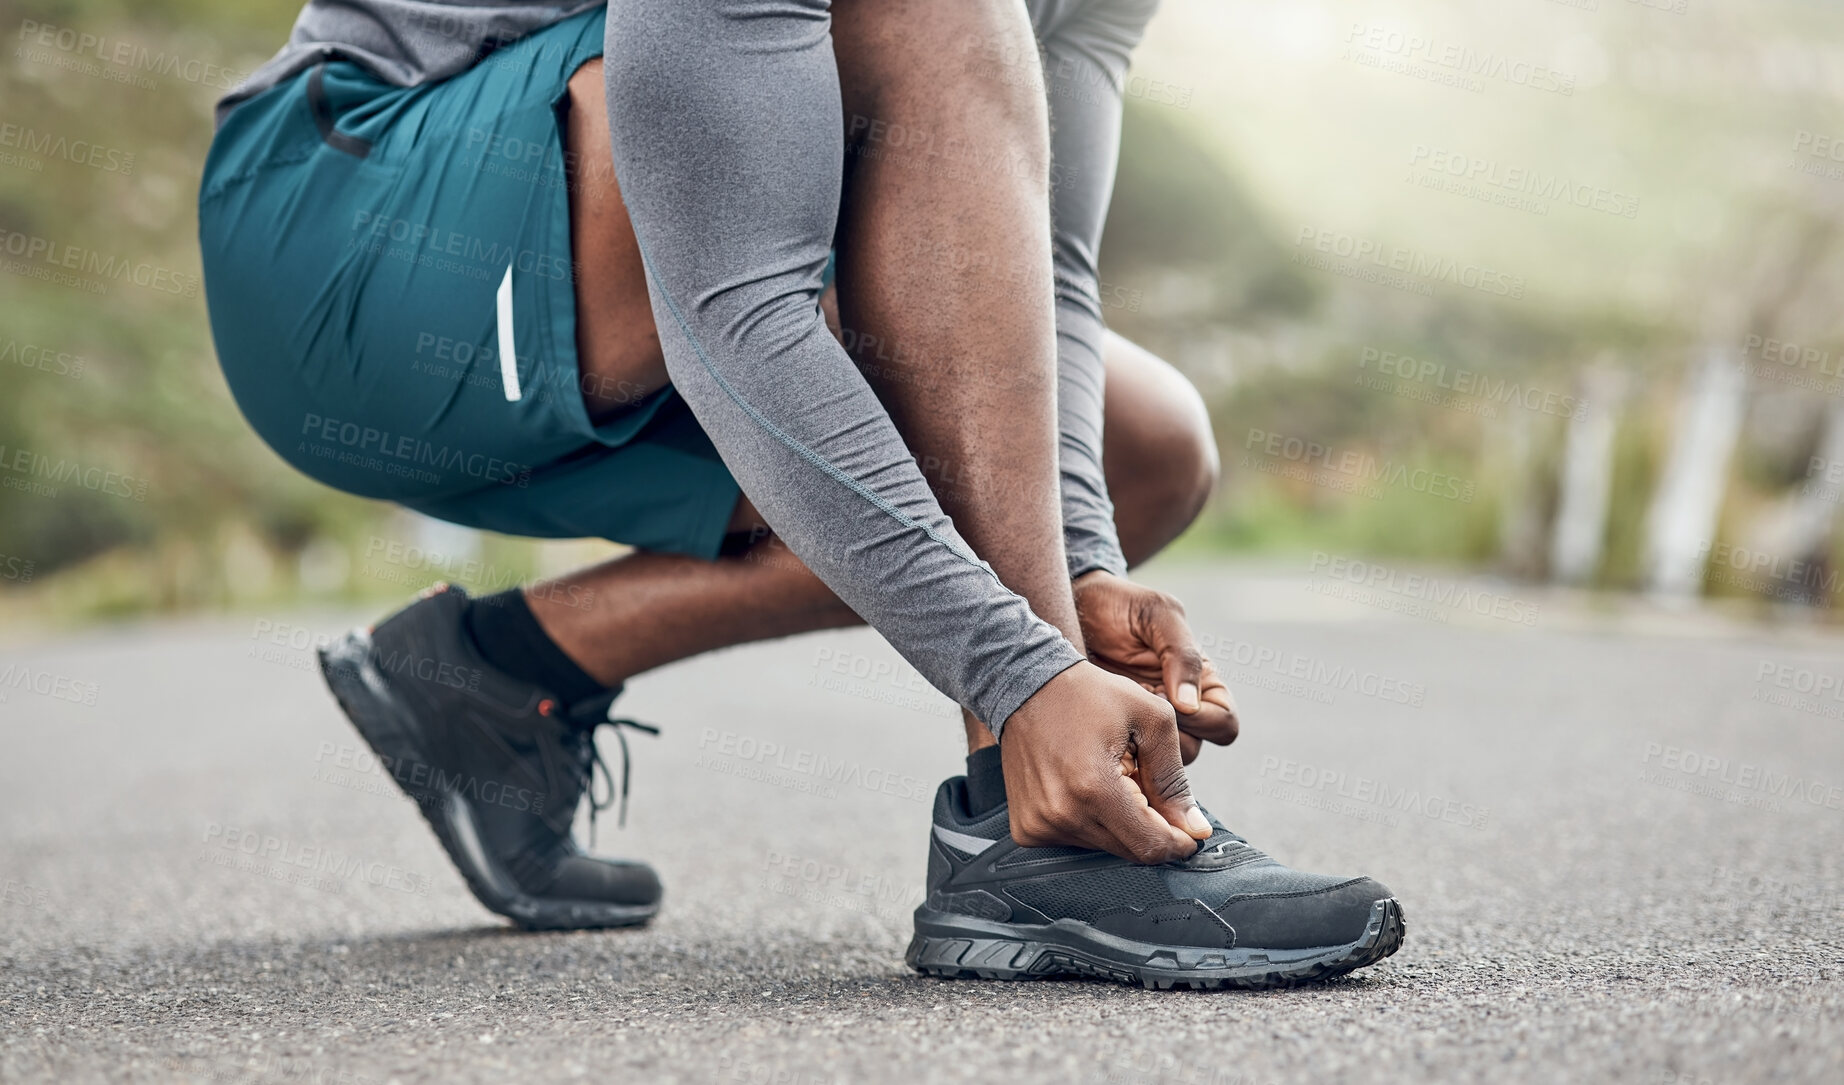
[907,777,1404,989]
[317,583,661,930]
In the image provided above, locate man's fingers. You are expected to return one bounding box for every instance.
[1144,600,1205,713]
[1099,774,1195,862]
[1176,664,1239,744]
[1129,701,1210,842]
[1179,732,1204,765]
[1174,701,1239,746]
[1180,661,1239,744]
[1015,780,1179,864]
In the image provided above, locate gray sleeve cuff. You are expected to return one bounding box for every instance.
[982,639,1086,742]
[1065,532,1129,581]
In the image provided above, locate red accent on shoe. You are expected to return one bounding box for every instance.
[538,699,556,717]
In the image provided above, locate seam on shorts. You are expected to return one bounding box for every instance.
[197,150,321,204]
[631,235,1001,581]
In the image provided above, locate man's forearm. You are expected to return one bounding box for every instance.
[603,0,1081,733]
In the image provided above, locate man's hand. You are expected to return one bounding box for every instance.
[1073,570,1239,763]
[1001,661,1212,864]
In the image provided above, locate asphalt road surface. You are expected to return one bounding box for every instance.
[3,563,1841,1084]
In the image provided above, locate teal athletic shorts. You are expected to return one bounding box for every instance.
[197,8,742,559]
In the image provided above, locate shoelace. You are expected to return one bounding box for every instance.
[565,693,659,846]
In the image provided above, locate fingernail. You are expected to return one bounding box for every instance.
[1184,804,1211,837]
[1177,683,1199,710]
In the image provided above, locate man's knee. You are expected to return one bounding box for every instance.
[1156,409,1218,527]
[1102,332,1218,530]
[1106,395,1217,529]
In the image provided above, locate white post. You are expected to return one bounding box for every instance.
[1740,401,1844,605]
[1643,347,1747,598]
[1550,365,1628,586]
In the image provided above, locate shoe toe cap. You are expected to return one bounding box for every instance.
[546,855,664,907]
[1216,875,1393,951]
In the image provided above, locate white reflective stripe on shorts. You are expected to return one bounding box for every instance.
[495,264,521,402]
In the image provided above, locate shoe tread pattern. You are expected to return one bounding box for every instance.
[906,898,1405,991]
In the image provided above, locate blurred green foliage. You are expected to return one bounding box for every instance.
[3,0,1843,624]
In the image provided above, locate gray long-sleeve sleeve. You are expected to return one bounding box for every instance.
[1028,0,1162,580]
[601,0,1084,734]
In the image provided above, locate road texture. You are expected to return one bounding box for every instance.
[2,562,1841,1084]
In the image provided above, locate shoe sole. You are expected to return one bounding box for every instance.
[318,628,658,932]
[906,897,1404,990]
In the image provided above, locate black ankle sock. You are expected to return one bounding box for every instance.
[965,744,1008,816]
[464,589,608,706]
